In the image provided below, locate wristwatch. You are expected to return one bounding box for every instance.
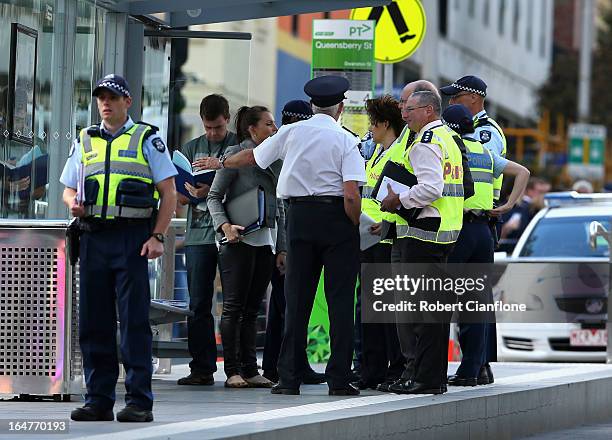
[151,233,165,243]
[219,154,227,169]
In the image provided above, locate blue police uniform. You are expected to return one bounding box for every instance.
[441,104,506,384]
[473,110,505,158]
[62,75,176,422]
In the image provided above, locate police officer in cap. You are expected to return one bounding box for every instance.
[61,74,177,422]
[440,75,508,384]
[441,104,529,386]
[200,75,365,396]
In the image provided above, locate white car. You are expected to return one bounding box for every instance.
[495,193,611,362]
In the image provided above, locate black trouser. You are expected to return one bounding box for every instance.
[262,267,316,377]
[184,244,219,376]
[79,223,153,410]
[218,242,274,378]
[394,237,453,387]
[360,243,405,385]
[391,239,417,380]
[277,199,359,389]
[448,220,497,377]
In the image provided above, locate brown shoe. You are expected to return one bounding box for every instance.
[177,372,215,386]
[224,374,249,388]
[244,374,274,388]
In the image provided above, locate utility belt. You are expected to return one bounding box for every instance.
[288,195,344,205]
[463,210,490,224]
[79,216,152,232]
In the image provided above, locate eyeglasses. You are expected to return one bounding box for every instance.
[403,105,430,112]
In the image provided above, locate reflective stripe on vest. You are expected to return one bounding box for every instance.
[462,137,494,211]
[397,124,464,244]
[80,123,156,220]
[475,115,506,201]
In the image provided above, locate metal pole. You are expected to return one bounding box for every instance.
[383,63,393,95]
[578,0,594,122]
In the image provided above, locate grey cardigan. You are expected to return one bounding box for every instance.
[206,139,286,253]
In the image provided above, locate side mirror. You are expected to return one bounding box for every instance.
[589,221,611,249]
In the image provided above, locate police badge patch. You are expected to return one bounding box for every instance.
[480,130,491,143]
[152,137,166,153]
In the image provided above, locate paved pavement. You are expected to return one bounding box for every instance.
[524,422,612,439]
[1,362,612,439]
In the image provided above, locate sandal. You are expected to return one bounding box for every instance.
[224,374,249,388]
[244,374,274,388]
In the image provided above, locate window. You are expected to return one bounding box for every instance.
[439,0,448,36]
[512,0,520,43]
[526,0,533,50]
[483,0,490,26]
[498,0,506,35]
[468,0,475,17]
[291,15,299,36]
[539,0,548,56]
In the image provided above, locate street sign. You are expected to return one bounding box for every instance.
[312,19,375,137]
[567,123,607,180]
[350,0,426,64]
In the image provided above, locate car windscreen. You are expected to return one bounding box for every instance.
[519,216,611,258]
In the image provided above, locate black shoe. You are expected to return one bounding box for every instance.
[404,381,445,395]
[376,380,396,393]
[302,371,326,385]
[263,371,279,383]
[448,375,478,387]
[348,368,361,382]
[352,380,378,390]
[329,384,360,396]
[70,405,114,422]
[478,364,494,385]
[116,405,153,423]
[271,384,300,395]
[389,378,413,394]
[177,372,215,386]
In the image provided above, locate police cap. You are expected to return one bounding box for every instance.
[440,75,487,97]
[281,100,313,120]
[442,104,475,135]
[304,75,350,107]
[93,74,131,98]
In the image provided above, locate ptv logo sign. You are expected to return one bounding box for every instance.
[443,163,463,180]
[349,23,372,37]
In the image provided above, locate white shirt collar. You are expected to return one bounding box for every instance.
[100,116,134,137]
[474,109,487,120]
[417,119,444,138]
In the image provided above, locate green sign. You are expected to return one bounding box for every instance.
[568,123,607,179]
[312,19,375,138]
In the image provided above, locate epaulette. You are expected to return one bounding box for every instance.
[474,117,490,128]
[86,125,101,137]
[421,130,433,143]
[342,125,359,139]
[136,121,160,139]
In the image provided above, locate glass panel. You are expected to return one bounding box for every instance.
[0,1,56,219]
[142,35,171,143]
[168,34,251,149]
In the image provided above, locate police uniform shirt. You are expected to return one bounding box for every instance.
[252,113,366,198]
[473,110,505,157]
[60,117,177,189]
[398,120,446,219]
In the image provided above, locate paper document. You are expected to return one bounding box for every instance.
[359,213,382,251]
[76,163,85,205]
[375,176,412,202]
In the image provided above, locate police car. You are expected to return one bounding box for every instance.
[495,192,611,361]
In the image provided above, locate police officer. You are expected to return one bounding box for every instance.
[61,74,177,422]
[201,75,365,396]
[441,104,529,386]
[440,75,507,383]
[380,90,464,394]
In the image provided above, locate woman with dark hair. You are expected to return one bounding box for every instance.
[207,105,284,388]
[357,95,407,391]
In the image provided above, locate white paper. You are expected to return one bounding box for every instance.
[76,163,85,205]
[359,212,382,251]
[375,176,411,202]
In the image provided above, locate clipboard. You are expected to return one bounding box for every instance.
[371,161,422,223]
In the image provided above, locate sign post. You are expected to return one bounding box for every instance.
[568,123,607,180]
[312,19,375,138]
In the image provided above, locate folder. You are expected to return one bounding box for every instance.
[172,150,216,204]
[371,160,421,223]
[220,186,266,244]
